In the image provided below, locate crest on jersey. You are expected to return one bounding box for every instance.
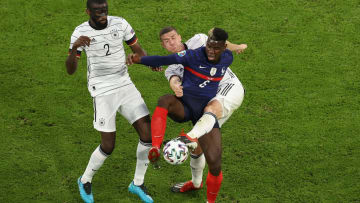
[111,29,120,39]
[177,50,186,57]
[210,67,217,76]
[99,118,105,126]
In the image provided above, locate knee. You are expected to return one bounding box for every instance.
[204,100,222,119]
[133,116,151,143]
[100,142,115,155]
[206,151,221,167]
[157,94,175,108]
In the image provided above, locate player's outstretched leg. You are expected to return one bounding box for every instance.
[147,106,168,163]
[128,181,154,203]
[77,176,94,203]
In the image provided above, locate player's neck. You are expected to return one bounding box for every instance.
[183,43,188,50]
[176,43,186,52]
[88,19,108,30]
[209,59,220,64]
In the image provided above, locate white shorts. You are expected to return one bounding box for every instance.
[92,84,149,132]
[211,80,245,127]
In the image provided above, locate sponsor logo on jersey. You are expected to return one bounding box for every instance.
[210,67,217,76]
[91,38,97,43]
[221,67,225,75]
[111,29,120,39]
[199,65,207,69]
[177,50,186,57]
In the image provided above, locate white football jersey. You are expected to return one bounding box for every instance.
[165,33,239,84]
[69,16,136,97]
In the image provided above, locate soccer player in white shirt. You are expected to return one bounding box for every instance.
[151,26,246,202]
[65,0,155,202]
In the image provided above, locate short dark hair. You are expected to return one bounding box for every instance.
[87,0,107,9]
[159,26,178,39]
[208,27,228,42]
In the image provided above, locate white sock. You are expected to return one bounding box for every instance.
[188,112,217,139]
[81,145,108,184]
[190,153,205,188]
[133,140,151,186]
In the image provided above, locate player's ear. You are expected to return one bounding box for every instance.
[86,8,91,16]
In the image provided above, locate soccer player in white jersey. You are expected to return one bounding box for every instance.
[65,0,155,202]
[153,26,246,201]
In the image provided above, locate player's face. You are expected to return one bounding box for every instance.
[87,2,108,29]
[161,30,183,53]
[205,39,226,63]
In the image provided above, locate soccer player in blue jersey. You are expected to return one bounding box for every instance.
[128,28,231,203]
[159,26,246,195]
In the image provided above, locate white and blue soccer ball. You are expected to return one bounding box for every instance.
[163,139,189,165]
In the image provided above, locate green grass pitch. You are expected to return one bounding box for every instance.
[0,0,359,202]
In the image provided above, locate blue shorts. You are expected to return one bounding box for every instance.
[179,95,219,128]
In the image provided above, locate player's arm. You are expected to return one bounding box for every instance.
[226,41,247,54]
[125,36,144,66]
[65,36,90,75]
[129,53,184,67]
[129,42,147,57]
[127,41,163,71]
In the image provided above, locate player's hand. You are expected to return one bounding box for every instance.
[73,36,91,49]
[171,84,183,97]
[126,53,141,65]
[234,44,247,54]
[148,147,161,163]
[150,66,163,72]
[169,76,183,97]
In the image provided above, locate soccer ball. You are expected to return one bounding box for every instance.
[163,139,189,165]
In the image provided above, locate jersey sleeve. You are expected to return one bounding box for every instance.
[224,50,234,67]
[140,50,190,67]
[68,28,83,57]
[122,19,137,46]
[69,28,83,51]
[165,64,184,81]
[185,33,208,50]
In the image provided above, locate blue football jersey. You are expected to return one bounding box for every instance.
[140,47,233,99]
[175,47,233,99]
